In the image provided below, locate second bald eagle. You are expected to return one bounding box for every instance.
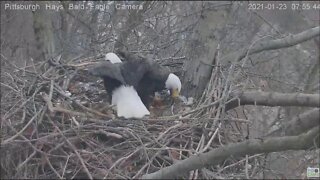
[89,52,182,119]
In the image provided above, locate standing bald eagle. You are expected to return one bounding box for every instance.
[89,52,182,119]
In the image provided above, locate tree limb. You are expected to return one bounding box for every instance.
[236,26,320,61]
[226,91,320,110]
[284,108,319,136]
[114,1,152,51]
[266,108,320,137]
[142,126,319,179]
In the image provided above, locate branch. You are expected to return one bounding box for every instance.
[285,108,319,136]
[40,92,113,119]
[114,1,152,51]
[51,121,93,180]
[2,107,44,145]
[142,126,319,179]
[41,92,88,117]
[236,26,320,61]
[226,91,320,110]
[265,108,319,137]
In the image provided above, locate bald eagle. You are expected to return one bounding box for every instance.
[89,52,182,119]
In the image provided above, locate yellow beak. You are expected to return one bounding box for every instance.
[171,89,180,98]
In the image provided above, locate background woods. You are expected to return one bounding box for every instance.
[1,1,319,179]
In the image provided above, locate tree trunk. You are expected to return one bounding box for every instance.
[181,8,230,99]
[32,1,55,61]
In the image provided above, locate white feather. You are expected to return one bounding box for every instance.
[105,52,122,63]
[105,52,149,118]
[165,73,182,92]
[112,85,150,119]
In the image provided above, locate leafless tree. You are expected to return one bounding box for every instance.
[1,1,319,179]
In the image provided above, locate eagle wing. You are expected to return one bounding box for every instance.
[115,51,171,108]
[120,58,149,87]
[135,59,170,108]
[88,61,126,84]
[144,59,170,89]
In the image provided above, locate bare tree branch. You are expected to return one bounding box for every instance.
[284,108,319,136]
[114,1,152,51]
[142,126,319,179]
[235,26,320,61]
[226,91,320,110]
[266,108,319,137]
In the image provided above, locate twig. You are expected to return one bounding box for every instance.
[53,85,114,118]
[50,121,93,180]
[41,92,90,117]
[0,82,20,94]
[200,122,222,153]
[156,122,183,141]
[2,107,43,145]
[217,154,263,173]
[103,148,141,179]
[132,141,172,179]
[16,150,37,170]
[44,154,63,179]
[245,155,249,179]
[181,98,223,117]
[61,155,71,178]
[98,129,123,139]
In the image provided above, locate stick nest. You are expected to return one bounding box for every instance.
[1,55,254,179]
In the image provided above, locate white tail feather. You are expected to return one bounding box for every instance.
[112,86,150,119]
